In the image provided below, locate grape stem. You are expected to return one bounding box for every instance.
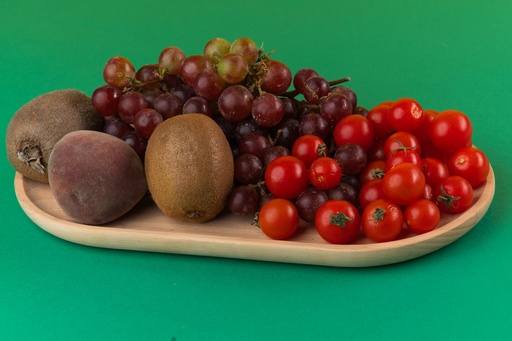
[281,76,351,98]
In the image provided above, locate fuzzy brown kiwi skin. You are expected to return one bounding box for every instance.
[145,114,234,223]
[6,89,104,183]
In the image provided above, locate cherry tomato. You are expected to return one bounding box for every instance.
[421,141,452,164]
[367,102,393,139]
[315,200,361,244]
[291,134,327,168]
[414,109,438,145]
[265,156,309,199]
[422,183,434,201]
[386,150,422,171]
[383,131,422,158]
[387,98,424,133]
[258,198,299,240]
[309,157,343,190]
[361,199,403,242]
[366,138,386,162]
[447,146,489,188]
[333,114,375,151]
[421,157,450,188]
[404,199,440,234]
[382,163,426,206]
[359,160,387,185]
[429,110,472,153]
[435,176,474,214]
[359,178,387,210]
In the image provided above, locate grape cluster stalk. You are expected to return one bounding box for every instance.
[91,37,363,219]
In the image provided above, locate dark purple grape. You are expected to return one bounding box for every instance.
[341,175,361,191]
[235,117,267,143]
[103,118,132,139]
[272,118,300,150]
[142,88,164,106]
[122,131,147,161]
[330,86,357,109]
[259,59,292,95]
[320,93,353,126]
[183,96,212,116]
[280,97,299,120]
[353,106,369,117]
[263,145,291,166]
[162,73,182,90]
[179,54,212,86]
[234,154,264,185]
[152,93,183,119]
[251,92,284,127]
[295,187,329,223]
[238,134,271,162]
[299,113,330,141]
[215,115,237,145]
[302,76,330,104]
[334,143,367,175]
[327,183,358,206]
[193,68,225,100]
[135,64,161,90]
[218,85,254,122]
[134,108,163,139]
[92,85,122,116]
[227,185,260,216]
[118,91,148,124]
[293,68,319,93]
[171,83,195,103]
[259,193,277,209]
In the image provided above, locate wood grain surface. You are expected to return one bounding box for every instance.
[14,166,495,267]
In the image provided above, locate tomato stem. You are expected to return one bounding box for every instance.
[436,185,460,213]
[329,212,353,228]
[371,207,387,222]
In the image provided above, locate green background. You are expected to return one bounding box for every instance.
[1,0,511,340]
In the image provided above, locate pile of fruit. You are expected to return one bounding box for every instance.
[6,37,490,245]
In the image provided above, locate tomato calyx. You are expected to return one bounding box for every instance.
[390,138,416,156]
[371,207,387,222]
[252,212,261,228]
[371,168,385,179]
[317,143,328,157]
[329,212,353,228]
[436,185,460,213]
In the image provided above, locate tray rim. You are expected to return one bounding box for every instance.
[13,165,495,267]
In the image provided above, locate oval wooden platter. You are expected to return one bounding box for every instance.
[14,166,495,267]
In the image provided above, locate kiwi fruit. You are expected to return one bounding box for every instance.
[145,114,234,223]
[48,130,147,225]
[6,89,104,183]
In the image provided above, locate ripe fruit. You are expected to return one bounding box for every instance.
[6,89,104,183]
[48,130,147,225]
[144,114,234,223]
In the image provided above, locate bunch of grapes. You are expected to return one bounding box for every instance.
[91,37,363,220]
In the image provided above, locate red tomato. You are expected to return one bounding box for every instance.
[265,156,309,199]
[421,157,450,188]
[333,114,375,150]
[315,200,361,244]
[435,176,474,214]
[361,199,404,242]
[387,98,424,133]
[291,134,327,168]
[309,157,343,190]
[366,138,387,162]
[384,131,422,158]
[367,103,393,139]
[421,141,451,164]
[404,199,440,234]
[386,150,422,171]
[359,178,387,209]
[258,198,299,240]
[429,110,472,153]
[382,163,426,206]
[359,160,387,185]
[414,109,438,145]
[447,146,490,188]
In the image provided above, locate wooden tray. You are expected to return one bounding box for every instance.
[14,166,495,267]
